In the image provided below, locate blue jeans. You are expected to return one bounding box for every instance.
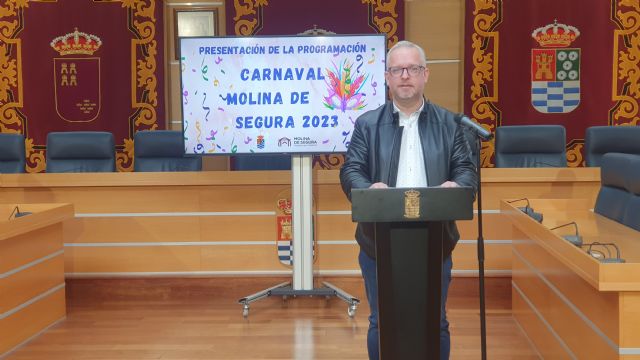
[359,249,453,360]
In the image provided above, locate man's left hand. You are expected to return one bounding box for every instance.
[439,181,459,188]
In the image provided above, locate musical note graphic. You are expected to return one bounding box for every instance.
[217,107,224,112]
[215,56,222,64]
[356,54,363,73]
[201,65,209,81]
[368,52,375,64]
[372,76,377,96]
[244,136,252,144]
[214,77,219,87]
[206,129,217,141]
[196,121,202,143]
[180,56,186,73]
[202,92,210,122]
[183,90,189,105]
[322,139,330,144]
[342,130,351,148]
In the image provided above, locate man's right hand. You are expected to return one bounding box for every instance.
[369,182,389,189]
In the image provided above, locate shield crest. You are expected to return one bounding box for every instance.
[531,48,580,113]
[54,57,101,122]
[276,196,294,266]
[530,20,581,114]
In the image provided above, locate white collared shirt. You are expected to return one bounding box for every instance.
[395,101,428,188]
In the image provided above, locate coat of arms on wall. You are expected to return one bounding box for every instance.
[51,29,102,123]
[531,21,581,114]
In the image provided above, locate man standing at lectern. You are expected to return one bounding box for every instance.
[339,40,477,360]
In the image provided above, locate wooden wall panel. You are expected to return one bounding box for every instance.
[512,286,571,359]
[1,169,600,276]
[0,288,65,357]
[513,254,618,359]
[0,255,64,314]
[0,225,62,274]
[424,63,462,113]
[64,247,202,274]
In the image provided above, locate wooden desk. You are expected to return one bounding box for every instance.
[0,168,599,278]
[0,203,74,357]
[502,199,640,359]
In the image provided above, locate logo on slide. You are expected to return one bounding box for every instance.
[256,135,265,149]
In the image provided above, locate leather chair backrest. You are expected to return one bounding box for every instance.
[46,131,115,173]
[0,133,25,173]
[594,153,640,230]
[495,125,567,168]
[622,156,640,231]
[584,126,640,167]
[134,130,201,172]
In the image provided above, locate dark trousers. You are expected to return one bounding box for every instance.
[358,249,453,360]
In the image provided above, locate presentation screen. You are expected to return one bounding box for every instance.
[180,35,386,155]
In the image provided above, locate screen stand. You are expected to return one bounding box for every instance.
[238,154,360,318]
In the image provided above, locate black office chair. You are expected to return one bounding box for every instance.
[584,126,640,167]
[494,125,567,168]
[593,153,635,224]
[231,155,291,170]
[134,130,201,172]
[0,133,26,173]
[46,131,115,173]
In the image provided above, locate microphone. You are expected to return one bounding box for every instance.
[456,115,493,141]
[8,206,32,220]
[580,242,625,263]
[507,198,543,223]
[549,221,582,246]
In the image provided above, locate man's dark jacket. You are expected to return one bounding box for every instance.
[339,101,477,259]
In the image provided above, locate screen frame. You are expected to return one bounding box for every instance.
[178,33,388,156]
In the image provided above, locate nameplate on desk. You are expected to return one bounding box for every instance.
[351,186,474,222]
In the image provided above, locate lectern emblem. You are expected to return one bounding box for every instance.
[404,189,421,219]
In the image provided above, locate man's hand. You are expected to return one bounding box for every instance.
[439,181,459,188]
[369,182,389,189]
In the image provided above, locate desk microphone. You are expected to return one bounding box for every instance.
[507,198,543,223]
[581,242,625,263]
[456,115,493,141]
[549,221,583,246]
[8,206,32,220]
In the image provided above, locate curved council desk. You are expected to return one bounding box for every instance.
[0,168,599,278]
[502,198,640,359]
[0,203,74,357]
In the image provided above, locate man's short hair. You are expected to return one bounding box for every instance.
[386,40,428,68]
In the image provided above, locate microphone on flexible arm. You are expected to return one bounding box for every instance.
[456,114,493,141]
[580,242,625,263]
[506,198,543,223]
[456,113,492,360]
[7,206,32,220]
[549,221,583,246]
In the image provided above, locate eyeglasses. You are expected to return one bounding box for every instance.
[386,65,425,77]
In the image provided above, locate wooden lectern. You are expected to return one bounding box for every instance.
[351,187,474,359]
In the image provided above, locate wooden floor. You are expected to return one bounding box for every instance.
[5,277,539,359]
